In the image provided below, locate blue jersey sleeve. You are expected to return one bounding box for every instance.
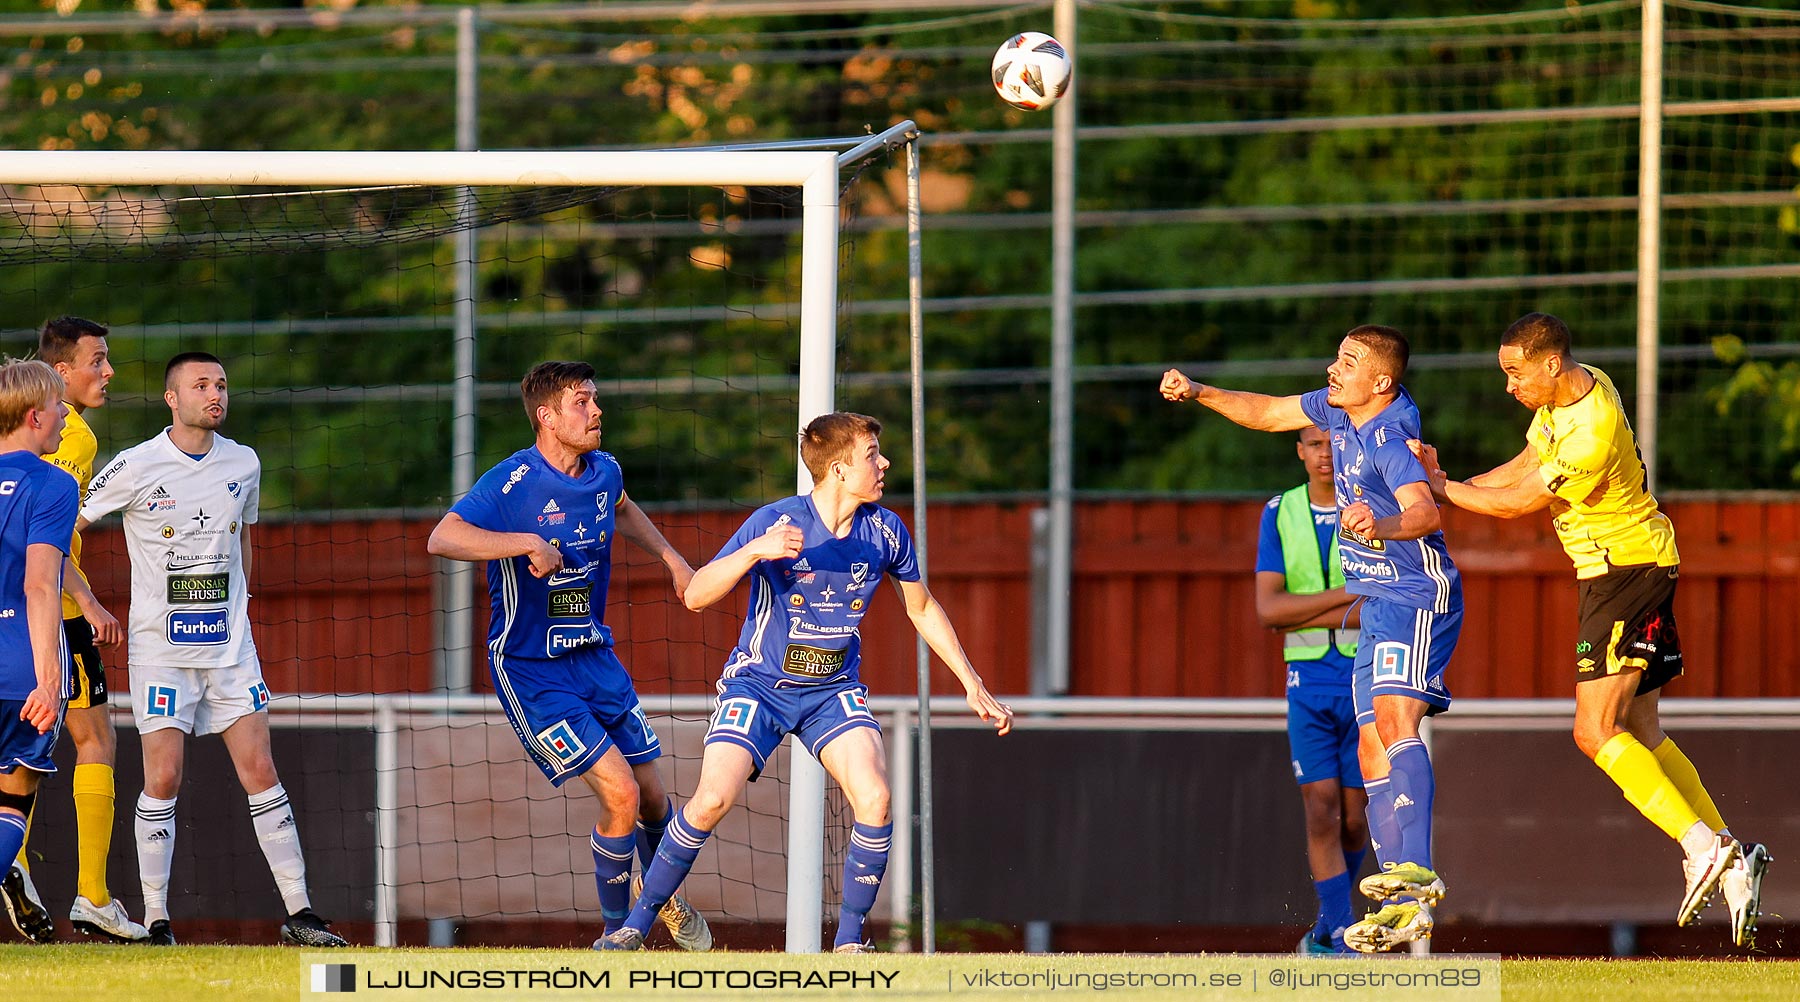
[1254,497,1285,574]
[28,470,78,552]
[1298,388,1334,430]
[449,464,511,531]
[713,505,782,565]
[881,510,920,582]
[1372,432,1429,493]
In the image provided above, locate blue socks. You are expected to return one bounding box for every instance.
[637,795,672,871]
[836,821,892,949]
[591,829,636,933]
[624,809,711,936]
[0,812,25,880]
[1363,777,1400,869]
[1384,738,1436,871]
[1313,870,1354,946]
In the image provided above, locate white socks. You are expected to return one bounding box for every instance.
[134,794,178,924]
[248,783,312,915]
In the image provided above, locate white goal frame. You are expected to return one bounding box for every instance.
[0,127,930,953]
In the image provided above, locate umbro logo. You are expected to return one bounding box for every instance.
[1393,793,1416,809]
[542,499,561,514]
[793,558,812,572]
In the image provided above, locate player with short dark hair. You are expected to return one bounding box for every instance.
[1,317,148,943]
[600,411,1013,953]
[1411,312,1772,947]
[78,352,346,948]
[0,359,77,946]
[1255,425,1367,954]
[1162,325,1462,952]
[428,360,713,952]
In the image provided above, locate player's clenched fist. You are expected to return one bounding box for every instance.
[1341,500,1377,539]
[524,535,564,578]
[1160,368,1200,402]
[753,523,806,561]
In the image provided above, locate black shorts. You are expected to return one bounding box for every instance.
[1574,563,1683,694]
[63,616,109,709]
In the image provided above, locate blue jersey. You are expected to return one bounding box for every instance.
[1299,387,1461,613]
[0,451,77,699]
[716,496,919,689]
[1255,496,1355,688]
[450,446,623,661]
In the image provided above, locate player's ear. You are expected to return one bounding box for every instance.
[1374,372,1391,394]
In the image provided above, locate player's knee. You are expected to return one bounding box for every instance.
[1571,719,1619,760]
[237,756,280,794]
[685,788,733,830]
[847,787,890,826]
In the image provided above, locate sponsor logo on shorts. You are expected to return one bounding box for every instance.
[535,720,588,766]
[1578,657,1597,670]
[167,609,230,645]
[146,684,179,717]
[167,573,229,604]
[546,625,599,654]
[714,697,759,734]
[837,689,872,719]
[548,586,592,619]
[1373,642,1410,683]
[782,643,847,679]
[248,681,271,711]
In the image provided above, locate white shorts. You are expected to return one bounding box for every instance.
[133,658,271,736]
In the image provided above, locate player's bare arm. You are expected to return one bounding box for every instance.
[1442,468,1556,519]
[894,578,1013,735]
[21,541,65,733]
[1160,369,1312,433]
[1254,572,1357,631]
[615,492,695,600]
[427,511,564,578]
[682,523,804,612]
[1342,480,1440,542]
[61,552,122,648]
[1464,443,1538,490]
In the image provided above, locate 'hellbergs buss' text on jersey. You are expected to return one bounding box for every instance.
[450,446,622,661]
[1300,387,1461,614]
[0,451,77,699]
[80,431,261,668]
[717,496,919,688]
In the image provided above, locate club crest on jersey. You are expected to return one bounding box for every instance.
[535,720,588,766]
[227,481,241,498]
[1373,642,1411,683]
[595,492,609,520]
[714,697,759,734]
[146,684,179,717]
[850,562,869,586]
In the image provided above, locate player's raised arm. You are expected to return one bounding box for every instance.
[614,491,694,600]
[894,578,1013,735]
[682,522,802,611]
[427,511,563,578]
[1160,368,1312,432]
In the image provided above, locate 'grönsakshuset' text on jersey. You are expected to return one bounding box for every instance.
[450,446,622,661]
[715,495,919,689]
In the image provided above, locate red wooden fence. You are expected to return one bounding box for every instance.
[73,496,1800,701]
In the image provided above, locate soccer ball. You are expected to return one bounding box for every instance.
[991,32,1072,112]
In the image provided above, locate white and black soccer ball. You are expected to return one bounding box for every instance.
[991,31,1072,112]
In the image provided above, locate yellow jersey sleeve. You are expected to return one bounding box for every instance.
[1539,423,1610,505]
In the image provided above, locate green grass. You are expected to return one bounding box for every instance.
[0,946,1794,1002]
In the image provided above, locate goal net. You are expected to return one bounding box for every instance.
[1,136,924,951]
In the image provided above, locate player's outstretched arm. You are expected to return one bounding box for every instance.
[427,512,563,578]
[61,553,121,648]
[22,542,65,733]
[1443,470,1557,520]
[615,492,695,601]
[1159,368,1312,433]
[682,523,803,612]
[894,579,1013,736]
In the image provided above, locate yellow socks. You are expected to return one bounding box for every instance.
[1652,737,1728,834]
[72,762,115,906]
[1594,732,1702,842]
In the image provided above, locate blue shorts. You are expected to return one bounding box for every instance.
[1286,683,1362,788]
[706,675,879,781]
[489,646,660,787]
[0,700,62,775]
[1352,598,1461,727]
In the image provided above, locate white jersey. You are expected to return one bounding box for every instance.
[81,429,261,669]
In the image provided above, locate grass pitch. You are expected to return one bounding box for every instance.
[1,946,1794,1002]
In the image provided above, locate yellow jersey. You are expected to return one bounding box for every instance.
[44,405,97,619]
[1528,364,1678,579]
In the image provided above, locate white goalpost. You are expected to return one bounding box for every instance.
[0,126,931,953]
